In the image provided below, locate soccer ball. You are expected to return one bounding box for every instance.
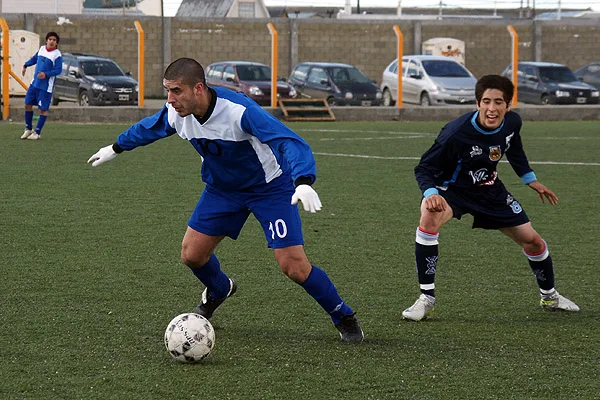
[164,313,215,363]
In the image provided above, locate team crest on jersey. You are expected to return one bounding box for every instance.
[489,146,502,161]
[470,146,482,158]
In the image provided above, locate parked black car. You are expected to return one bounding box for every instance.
[501,61,599,105]
[206,61,297,106]
[288,62,383,106]
[574,62,600,90]
[52,52,138,106]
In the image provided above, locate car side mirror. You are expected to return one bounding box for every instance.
[320,79,330,86]
[527,76,538,82]
[125,71,132,76]
[226,77,235,83]
[409,73,421,80]
[69,70,79,78]
[578,76,584,81]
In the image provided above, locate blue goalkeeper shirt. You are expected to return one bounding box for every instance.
[114,87,317,192]
[24,46,63,93]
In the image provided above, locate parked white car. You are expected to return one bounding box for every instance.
[380,55,477,106]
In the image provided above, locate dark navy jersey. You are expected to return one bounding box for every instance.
[415,110,536,196]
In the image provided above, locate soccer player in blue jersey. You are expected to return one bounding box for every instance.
[87,58,363,342]
[20,32,62,141]
[402,74,579,321]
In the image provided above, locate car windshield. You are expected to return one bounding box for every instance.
[422,60,471,77]
[81,60,124,76]
[326,67,371,84]
[237,65,271,81]
[539,67,577,83]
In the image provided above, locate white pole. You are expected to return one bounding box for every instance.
[397,0,402,16]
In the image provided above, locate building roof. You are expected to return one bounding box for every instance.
[176,0,235,17]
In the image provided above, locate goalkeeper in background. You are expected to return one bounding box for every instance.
[403,74,579,321]
[87,57,363,343]
[20,31,62,141]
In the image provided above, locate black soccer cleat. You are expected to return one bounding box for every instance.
[335,313,364,343]
[194,279,237,319]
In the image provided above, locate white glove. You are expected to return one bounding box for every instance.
[291,184,322,213]
[87,145,117,167]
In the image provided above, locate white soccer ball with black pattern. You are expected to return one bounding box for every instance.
[164,313,215,363]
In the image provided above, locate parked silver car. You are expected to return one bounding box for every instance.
[380,55,477,106]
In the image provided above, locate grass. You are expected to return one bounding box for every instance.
[1,120,599,399]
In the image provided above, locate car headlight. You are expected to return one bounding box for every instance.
[555,90,570,97]
[289,87,297,97]
[92,83,108,92]
[591,91,599,97]
[248,86,264,96]
[375,91,383,99]
[135,85,139,92]
[344,92,353,99]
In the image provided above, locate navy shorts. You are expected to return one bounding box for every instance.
[439,183,530,230]
[25,86,53,111]
[188,184,304,249]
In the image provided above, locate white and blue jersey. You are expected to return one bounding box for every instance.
[24,46,63,93]
[114,87,317,246]
[115,87,316,193]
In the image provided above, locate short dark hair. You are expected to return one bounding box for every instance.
[163,58,206,87]
[46,32,60,44]
[475,74,514,105]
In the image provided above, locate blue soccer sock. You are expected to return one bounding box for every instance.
[25,111,34,130]
[524,240,555,292]
[35,115,47,135]
[300,265,354,325]
[188,254,231,300]
[415,227,439,297]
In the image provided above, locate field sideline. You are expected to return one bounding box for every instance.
[1,120,598,399]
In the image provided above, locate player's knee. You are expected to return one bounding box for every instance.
[419,213,443,232]
[180,245,210,268]
[523,236,546,255]
[277,254,310,283]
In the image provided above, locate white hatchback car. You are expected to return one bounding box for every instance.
[380,55,477,106]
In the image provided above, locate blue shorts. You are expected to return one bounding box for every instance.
[188,185,304,249]
[440,183,530,230]
[25,86,53,111]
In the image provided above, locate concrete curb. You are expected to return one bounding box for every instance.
[4,104,600,124]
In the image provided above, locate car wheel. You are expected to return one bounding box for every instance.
[382,88,395,107]
[540,94,550,105]
[51,96,59,106]
[326,96,337,106]
[79,91,91,107]
[420,93,431,107]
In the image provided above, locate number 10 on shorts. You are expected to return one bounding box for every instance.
[269,219,288,239]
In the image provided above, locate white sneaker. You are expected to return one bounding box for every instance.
[27,133,41,140]
[402,294,435,321]
[540,291,580,312]
[20,129,34,139]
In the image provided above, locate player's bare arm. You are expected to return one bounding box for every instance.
[528,181,558,205]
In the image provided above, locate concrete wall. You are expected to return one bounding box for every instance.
[1,14,599,98]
